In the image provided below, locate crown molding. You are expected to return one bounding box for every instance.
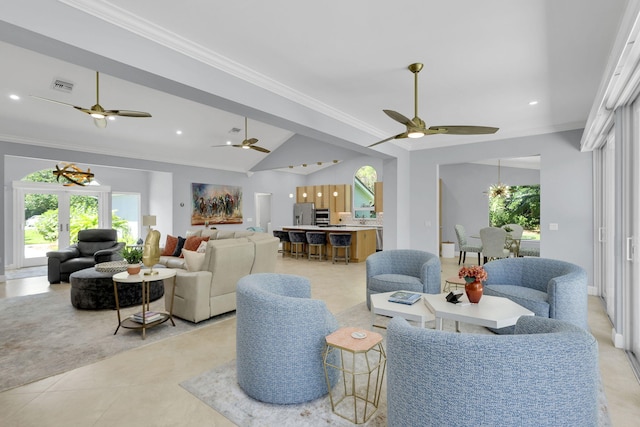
[58,0,388,142]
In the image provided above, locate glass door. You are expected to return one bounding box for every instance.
[14,182,110,268]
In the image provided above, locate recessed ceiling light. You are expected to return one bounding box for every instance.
[9,94,20,100]
[529,100,539,106]
[226,141,232,145]
[176,130,183,135]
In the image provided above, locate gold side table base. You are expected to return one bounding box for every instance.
[323,327,386,424]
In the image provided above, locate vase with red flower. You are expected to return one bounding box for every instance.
[458,265,488,304]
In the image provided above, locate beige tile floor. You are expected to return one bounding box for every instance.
[1,255,639,426]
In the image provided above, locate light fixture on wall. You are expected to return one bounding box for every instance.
[289,193,294,198]
[488,160,509,198]
[142,215,160,275]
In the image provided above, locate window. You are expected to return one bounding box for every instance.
[489,184,540,238]
[354,166,377,219]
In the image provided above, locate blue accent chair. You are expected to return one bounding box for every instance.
[236,273,339,404]
[366,249,441,309]
[483,257,588,333]
[387,316,599,427]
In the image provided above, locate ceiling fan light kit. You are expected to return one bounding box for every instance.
[369,62,499,147]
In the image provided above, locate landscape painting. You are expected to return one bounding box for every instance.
[191,183,243,225]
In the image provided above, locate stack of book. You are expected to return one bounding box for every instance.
[131,311,163,324]
[388,291,422,305]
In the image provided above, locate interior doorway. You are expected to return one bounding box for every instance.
[255,193,272,233]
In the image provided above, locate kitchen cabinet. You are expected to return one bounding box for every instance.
[297,184,351,213]
[374,182,383,213]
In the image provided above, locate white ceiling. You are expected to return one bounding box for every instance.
[0,0,628,175]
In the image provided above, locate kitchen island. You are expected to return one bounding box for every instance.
[282,226,378,262]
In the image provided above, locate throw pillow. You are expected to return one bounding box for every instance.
[196,240,208,253]
[172,236,187,257]
[183,235,209,253]
[161,235,178,256]
[182,249,205,272]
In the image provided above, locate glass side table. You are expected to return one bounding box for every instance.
[323,327,386,424]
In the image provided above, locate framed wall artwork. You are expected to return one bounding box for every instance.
[191,183,243,225]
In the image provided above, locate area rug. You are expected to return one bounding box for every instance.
[4,265,47,280]
[0,290,232,392]
[181,302,612,427]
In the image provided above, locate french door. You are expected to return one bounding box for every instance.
[13,182,110,268]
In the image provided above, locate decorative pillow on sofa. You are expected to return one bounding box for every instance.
[161,235,178,256]
[183,236,209,253]
[182,249,205,272]
[196,240,208,253]
[172,236,187,257]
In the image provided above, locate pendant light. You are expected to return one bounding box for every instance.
[488,160,509,198]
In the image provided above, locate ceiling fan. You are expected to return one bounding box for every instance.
[213,117,271,153]
[32,71,151,128]
[368,63,499,147]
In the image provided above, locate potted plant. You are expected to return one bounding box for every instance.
[122,246,143,275]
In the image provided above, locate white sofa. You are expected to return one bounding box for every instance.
[158,229,279,323]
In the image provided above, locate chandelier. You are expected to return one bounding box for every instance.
[488,160,509,198]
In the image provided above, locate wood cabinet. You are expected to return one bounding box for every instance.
[374,182,383,213]
[297,184,352,215]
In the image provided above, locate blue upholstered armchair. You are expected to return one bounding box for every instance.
[366,249,441,309]
[236,273,339,404]
[387,316,599,427]
[482,257,589,333]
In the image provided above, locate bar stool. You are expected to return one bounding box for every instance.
[272,230,290,257]
[306,232,327,261]
[288,231,307,259]
[329,233,352,264]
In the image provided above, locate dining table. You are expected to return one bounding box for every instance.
[470,234,535,257]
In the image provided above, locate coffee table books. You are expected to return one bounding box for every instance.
[388,291,422,305]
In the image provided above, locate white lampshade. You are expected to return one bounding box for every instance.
[142,215,156,227]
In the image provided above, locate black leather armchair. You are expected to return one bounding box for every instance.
[46,229,125,284]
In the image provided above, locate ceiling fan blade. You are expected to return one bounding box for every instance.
[30,95,84,110]
[250,145,270,153]
[108,110,152,118]
[244,138,259,145]
[383,110,417,127]
[368,132,409,148]
[428,125,499,135]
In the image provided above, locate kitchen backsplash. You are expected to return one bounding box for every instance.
[337,212,383,226]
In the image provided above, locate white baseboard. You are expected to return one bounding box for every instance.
[612,327,624,348]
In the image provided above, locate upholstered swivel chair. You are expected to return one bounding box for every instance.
[482,257,589,333]
[46,229,125,284]
[236,273,339,404]
[366,249,441,309]
[454,224,482,265]
[479,226,510,263]
[386,316,599,427]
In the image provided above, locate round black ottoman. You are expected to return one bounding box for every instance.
[70,267,164,309]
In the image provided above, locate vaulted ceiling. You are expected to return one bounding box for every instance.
[0,1,628,175]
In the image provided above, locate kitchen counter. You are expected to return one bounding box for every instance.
[282,226,378,262]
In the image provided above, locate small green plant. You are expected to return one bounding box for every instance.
[122,246,143,264]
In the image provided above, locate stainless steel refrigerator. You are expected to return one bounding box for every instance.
[293,203,315,225]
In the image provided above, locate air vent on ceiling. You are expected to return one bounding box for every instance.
[51,79,74,93]
[229,127,242,134]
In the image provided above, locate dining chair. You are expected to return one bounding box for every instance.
[454,224,483,265]
[502,223,524,255]
[479,227,510,263]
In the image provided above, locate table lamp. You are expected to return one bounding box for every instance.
[142,215,160,275]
